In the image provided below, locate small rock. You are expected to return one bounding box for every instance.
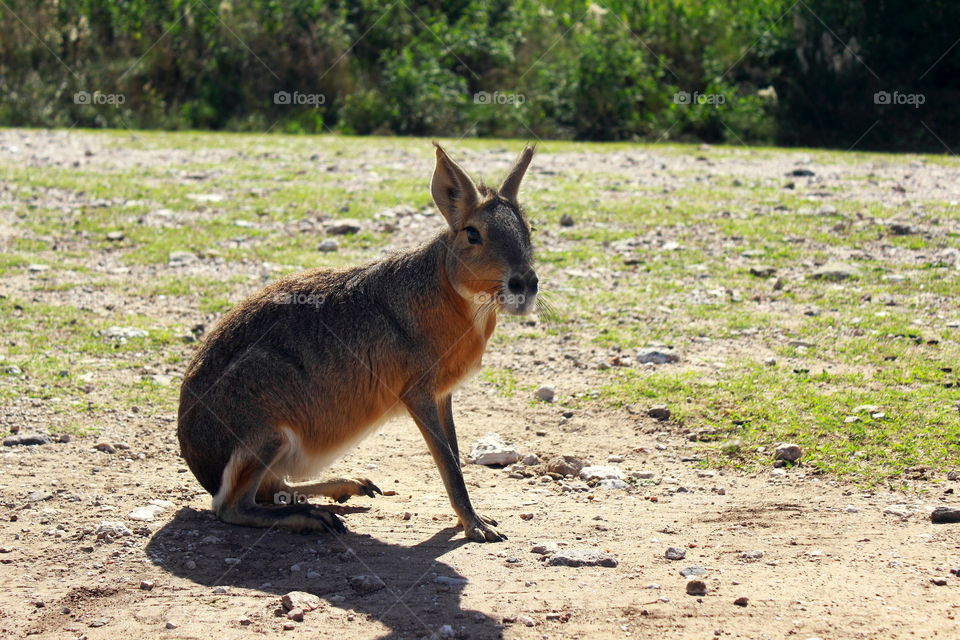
[763,357,777,366]
[739,550,764,561]
[348,574,386,594]
[106,231,125,241]
[786,168,815,177]
[283,621,296,631]
[167,251,197,266]
[3,365,22,376]
[27,263,50,272]
[517,615,536,627]
[930,507,960,524]
[286,607,304,621]
[546,549,618,568]
[680,566,707,577]
[931,577,949,586]
[434,576,469,586]
[519,513,534,520]
[325,219,363,235]
[318,239,340,252]
[530,543,558,555]
[281,591,321,612]
[559,214,575,227]
[437,624,458,639]
[534,385,555,402]
[3,433,51,446]
[95,521,132,540]
[140,580,154,590]
[665,547,686,561]
[774,443,802,463]
[94,442,116,454]
[811,262,857,281]
[105,326,148,341]
[467,433,520,466]
[128,504,166,522]
[686,580,707,596]
[749,265,777,278]
[636,348,679,364]
[580,466,624,481]
[889,222,916,235]
[647,405,671,421]
[521,453,541,466]
[733,597,749,607]
[545,456,585,477]
[883,505,912,519]
[89,618,108,628]
[598,478,627,490]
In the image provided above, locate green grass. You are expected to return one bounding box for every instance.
[1,128,958,485]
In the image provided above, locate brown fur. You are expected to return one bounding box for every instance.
[177,144,538,542]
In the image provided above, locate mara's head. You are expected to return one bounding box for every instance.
[430,143,538,316]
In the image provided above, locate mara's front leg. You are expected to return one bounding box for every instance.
[404,391,505,542]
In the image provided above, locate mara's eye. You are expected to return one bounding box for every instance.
[464,226,482,245]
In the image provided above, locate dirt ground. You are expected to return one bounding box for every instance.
[0,130,959,640]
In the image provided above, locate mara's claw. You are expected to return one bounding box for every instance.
[463,514,506,542]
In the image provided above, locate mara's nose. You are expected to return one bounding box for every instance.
[508,270,539,294]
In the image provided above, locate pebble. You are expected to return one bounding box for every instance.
[686,580,707,596]
[883,505,912,519]
[607,454,624,463]
[128,504,167,522]
[4,433,52,446]
[286,607,304,621]
[545,456,585,477]
[3,365,22,376]
[930,507,960,523]
[318,239,340,252]
[739,550,764,561]
[733,597,749,607]
[467,433,520,466]
[521,453,541,466]
[283,621,296,630]
[636,348,679,364]
[749,265,777,278]
[281,591,321,612]
[534,385,555,402]
[579,466,623,481]
[680,566,707,577]
[517,615,536,627]
[95,521,132,540]
[774,443,802,463]
[140,580,154,590]
[546,549,618,568]
[665,547,686,561]
[106,231,125,241]
[437,624,458,639]
[598,478,627,490]
[434,576,469,586]
[647,405,670,421]
[530,543,558,555]
[811,262,857,281]
[94,442,116,454]
[167,251,197,266]
[348,574,386,594]
[325,219,363,235]
[165,621,178,629]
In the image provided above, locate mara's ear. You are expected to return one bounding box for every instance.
[498,145,535,204]
[431,142,480,230]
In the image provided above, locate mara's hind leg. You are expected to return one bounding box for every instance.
[214,433,345,534]
[287,478,383,504]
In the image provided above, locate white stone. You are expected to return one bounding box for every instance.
[467,433,520,466]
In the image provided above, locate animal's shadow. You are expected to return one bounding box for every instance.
[146,507,503,639]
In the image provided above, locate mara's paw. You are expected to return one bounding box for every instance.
[334,478,383,503]
[462,514,506,542]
